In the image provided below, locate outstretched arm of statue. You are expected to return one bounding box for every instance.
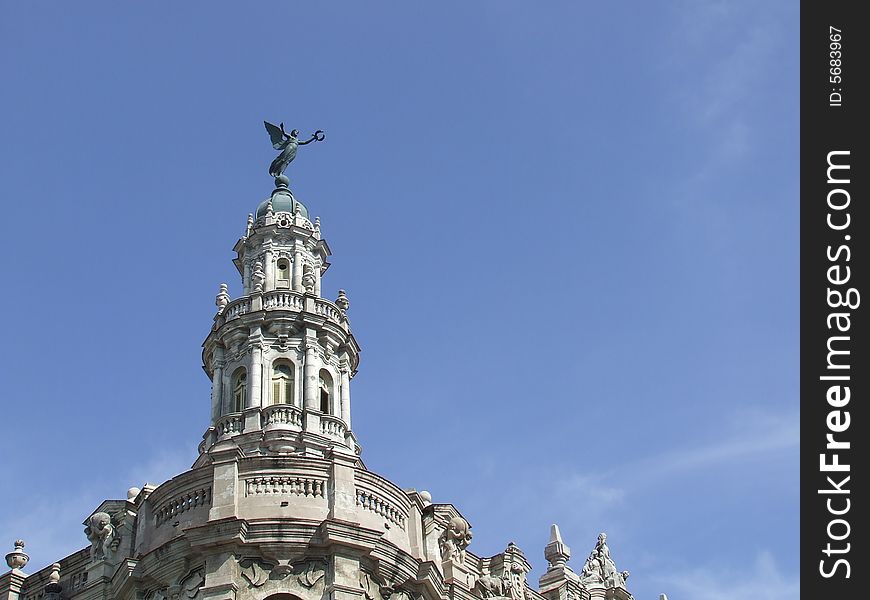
[298,130,325,145]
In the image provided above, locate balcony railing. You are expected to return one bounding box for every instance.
[217,293,346,328]
[263,404,303,428]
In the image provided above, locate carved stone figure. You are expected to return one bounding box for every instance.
[439,516,473,564]
[475,574,510,598]
[335,289,350,312]
[264,121,325,178]
[578,532,627,589]
[252,261,265,293]
[84,512,121,561]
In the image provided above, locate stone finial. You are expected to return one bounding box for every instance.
[127,487,141,501]
[266,199,274,217]
[419,490,432,507]
[252,263,266,293]
[215,283,230,313]
[246,213,254,236]
[5,539,29,570]
[335,289,349,312]
[544,524,571,570]
[42,563,63,600]
[659,595,668,600]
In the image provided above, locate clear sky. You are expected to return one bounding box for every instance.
[0,2,798,599]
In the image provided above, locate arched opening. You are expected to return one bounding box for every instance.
[319,369,333,414]
[231,367,247,413]
[271,360,295,405]
[276,258,290,288]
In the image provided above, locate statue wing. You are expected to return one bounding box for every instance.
[264,121,286,149]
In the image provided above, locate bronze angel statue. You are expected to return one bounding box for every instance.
[264,121,325,177]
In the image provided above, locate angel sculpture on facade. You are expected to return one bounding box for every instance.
[84,511,123,561]
[264,121,325,177]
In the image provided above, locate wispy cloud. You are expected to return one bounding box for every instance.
[0,444,195,573]
[631,409,798,482]
[669,1,786,182]
[556,408,797,499]
[652,550,799,600]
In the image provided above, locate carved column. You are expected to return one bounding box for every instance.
[211,346,225,421]
[264,248,274,292]
[249,334,263,409]
[292,244,303,291]
[243,261,251,295]
[314,261,322,297]
[339,363,351,428]
[303,338,319,410]
[303,336,322,436]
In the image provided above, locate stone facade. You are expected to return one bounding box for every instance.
[1,174,636,600]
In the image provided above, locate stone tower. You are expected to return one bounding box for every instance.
[1,167,639,600]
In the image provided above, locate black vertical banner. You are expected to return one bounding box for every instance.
[802,2,869,595]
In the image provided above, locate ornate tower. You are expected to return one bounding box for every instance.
[0,132,640,600]
[199,172,360,462]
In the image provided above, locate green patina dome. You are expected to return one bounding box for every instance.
[255,192,309,220]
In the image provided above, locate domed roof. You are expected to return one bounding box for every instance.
[255,189,309,220]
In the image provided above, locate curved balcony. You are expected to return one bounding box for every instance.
[319,414,347,441]
[263,404,303,430]
[215,412,244,438]
[216,292,347,329]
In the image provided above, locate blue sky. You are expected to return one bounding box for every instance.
[0,2,798,599]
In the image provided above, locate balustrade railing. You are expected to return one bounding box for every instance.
[223,298,251,320]
[355,488,407,530]
[319,415,347,439]
[216,413,243,437]
[245,475,325,497]
[314,298,344,323]
[263,404,303,428]
[155,486,211,526]
[263,290,304,310]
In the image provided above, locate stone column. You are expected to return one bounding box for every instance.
[292,245,303,291]
[303,338,319,410]
[303,336,322,435]
[249,333,263,409]
[243,261,251,295]
[264,248,274,292]
[314,261,322,297]
[339,363,351,428]
[211,346,225,421]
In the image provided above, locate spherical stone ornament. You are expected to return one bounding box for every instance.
[275,174,290,188]
[5,539,29,570]
[127,487,141,501]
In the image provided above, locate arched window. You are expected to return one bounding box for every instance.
[276,258,290,288]
[271,361,295,405]
[319,370,333,414]
[231,368,247,413]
